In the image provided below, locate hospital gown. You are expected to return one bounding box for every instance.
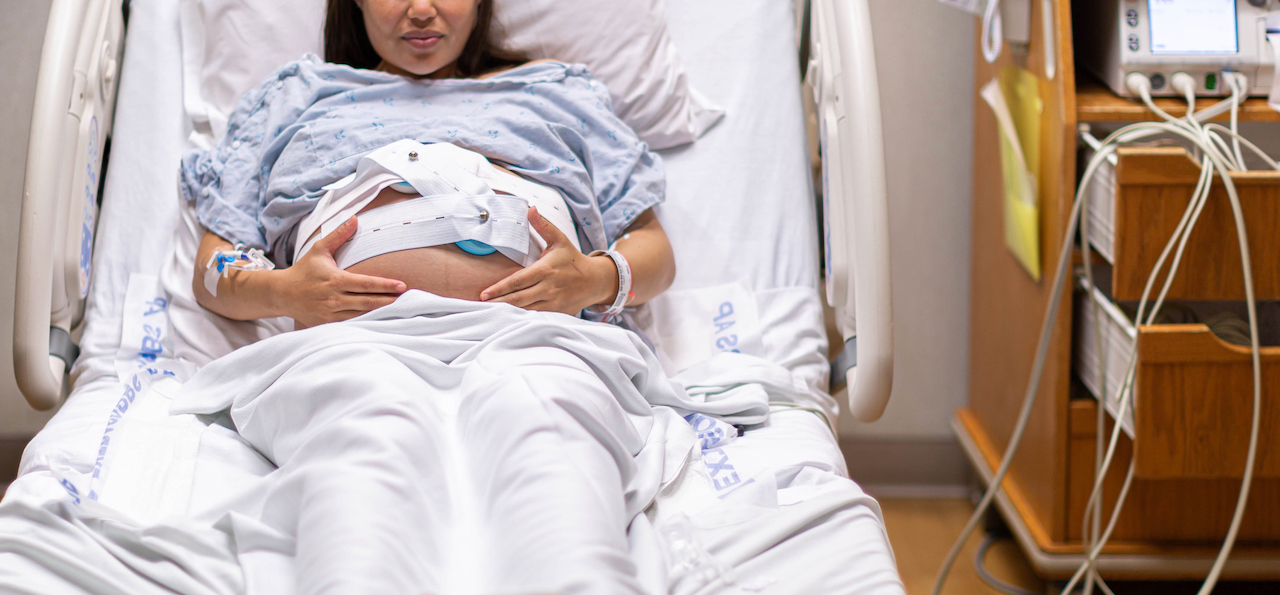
[179,56,664,263]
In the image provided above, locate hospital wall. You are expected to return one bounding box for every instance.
[836,0,976,493]
[0,0,59,439]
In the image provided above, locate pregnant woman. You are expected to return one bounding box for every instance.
[175,1,690,593]
[184,0,675,329]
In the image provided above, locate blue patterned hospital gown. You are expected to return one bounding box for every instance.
[179,56,663,264]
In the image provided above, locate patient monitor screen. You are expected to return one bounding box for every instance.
[1148,0,1238,54]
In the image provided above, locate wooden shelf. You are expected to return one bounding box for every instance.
[1077,77,1280,123]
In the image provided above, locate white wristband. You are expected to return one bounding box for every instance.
[589,249,632,321]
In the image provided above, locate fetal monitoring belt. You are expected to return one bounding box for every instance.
[331,194,528,269]
[294,139,580,268]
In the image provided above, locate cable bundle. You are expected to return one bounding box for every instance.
[934,72,1275,595]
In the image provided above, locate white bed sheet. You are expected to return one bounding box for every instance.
[4,0,901,591]
[653,0,834,422]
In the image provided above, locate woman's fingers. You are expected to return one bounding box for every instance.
[480,266,541,301]
[312,216,359,256]
[339,270,407,294]
[485,284,546,309]
[341,293,401,312]
[322,295,400,322]
[528,206,567,248]
[484,284,576,314]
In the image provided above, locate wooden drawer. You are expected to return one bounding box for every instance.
[1073,274,1280,481]
[1067,399,1280,544]
[1082,146,1280,301]
[1137,324,1280,480]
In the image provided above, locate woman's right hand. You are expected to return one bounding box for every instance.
[276,216,407,328]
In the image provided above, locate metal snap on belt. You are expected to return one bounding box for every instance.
[478,210,490,222]
[408,151,418,161]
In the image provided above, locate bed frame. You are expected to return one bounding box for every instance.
[13,0,125,411]
[12,0,894,423]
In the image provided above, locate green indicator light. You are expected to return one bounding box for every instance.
[1206,72,1218,92]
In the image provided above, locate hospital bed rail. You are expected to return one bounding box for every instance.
[805,0,895,423]
[13,0,125,410]
[12,0,894,424]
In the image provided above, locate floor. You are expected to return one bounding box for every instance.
[880,498,1280,595]
[881,498,1043,595]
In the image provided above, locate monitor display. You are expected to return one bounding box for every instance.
[1148,0,1238,54]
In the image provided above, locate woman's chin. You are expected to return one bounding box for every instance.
[378,57,451,79]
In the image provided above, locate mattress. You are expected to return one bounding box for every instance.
[1,0,902,592]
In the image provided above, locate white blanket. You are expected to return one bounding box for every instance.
[4,291,763,595]
[0,286,904,594]
[173,291,769,594]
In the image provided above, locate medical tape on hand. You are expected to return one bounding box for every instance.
[589,248,632,322]
[333,193,533,269]
[203,244,274,297]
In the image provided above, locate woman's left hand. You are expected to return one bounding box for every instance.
[480,207,618,315]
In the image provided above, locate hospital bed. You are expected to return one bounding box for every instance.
[4,0,904,591]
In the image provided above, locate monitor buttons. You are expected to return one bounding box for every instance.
[1128,34,1140,51]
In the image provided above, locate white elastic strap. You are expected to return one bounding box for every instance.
[334,194,532,268]
[296,142,497,262]
[589,249,632,321]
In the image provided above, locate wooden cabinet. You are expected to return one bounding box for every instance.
[956,0,1280,580]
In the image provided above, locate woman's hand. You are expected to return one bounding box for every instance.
[480,207,617,315]
[277,216,409,327]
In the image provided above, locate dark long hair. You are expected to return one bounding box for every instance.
[324,0,527,77]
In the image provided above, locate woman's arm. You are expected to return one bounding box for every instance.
[600,208,674,306]
[479,207,675,315]
[193,218,407,327]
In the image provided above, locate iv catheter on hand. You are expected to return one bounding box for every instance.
[203,243,275,298]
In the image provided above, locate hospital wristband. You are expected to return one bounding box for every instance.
[589,249,633,322]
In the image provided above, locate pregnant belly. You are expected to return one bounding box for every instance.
[343,185,522,301]
[345,244,521,301]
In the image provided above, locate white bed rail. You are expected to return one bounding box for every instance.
[806,0,894,422]
[14,0,125,410]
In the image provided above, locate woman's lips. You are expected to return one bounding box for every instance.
[404,34,442,50]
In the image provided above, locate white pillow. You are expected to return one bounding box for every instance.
[492,0,723,149]
[179,0,327,142]
[179,0,722,149]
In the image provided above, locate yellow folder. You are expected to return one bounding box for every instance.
[981,66,1043,281]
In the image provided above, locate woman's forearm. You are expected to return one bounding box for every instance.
[598,209,675,308]
[194,223,408,327]
[193,230,287,321]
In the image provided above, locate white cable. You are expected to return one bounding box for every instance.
[1079,139,1212,595]
[932,120,1159,595]
[1204,123,1280,170]
[931,120,1092,595]
[1069,85,1248,594]
[1072,140,1214,595]
[982,0,1003,63]
[936,71,1265,595]
[1070,151,1214,595]
[1062,77,1261,595]
[1230,73,1247,171]
[1078,133,1099,595]
[935,119,1190,594]
[1066,132,1259,595]
[1208,122,1280,169]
